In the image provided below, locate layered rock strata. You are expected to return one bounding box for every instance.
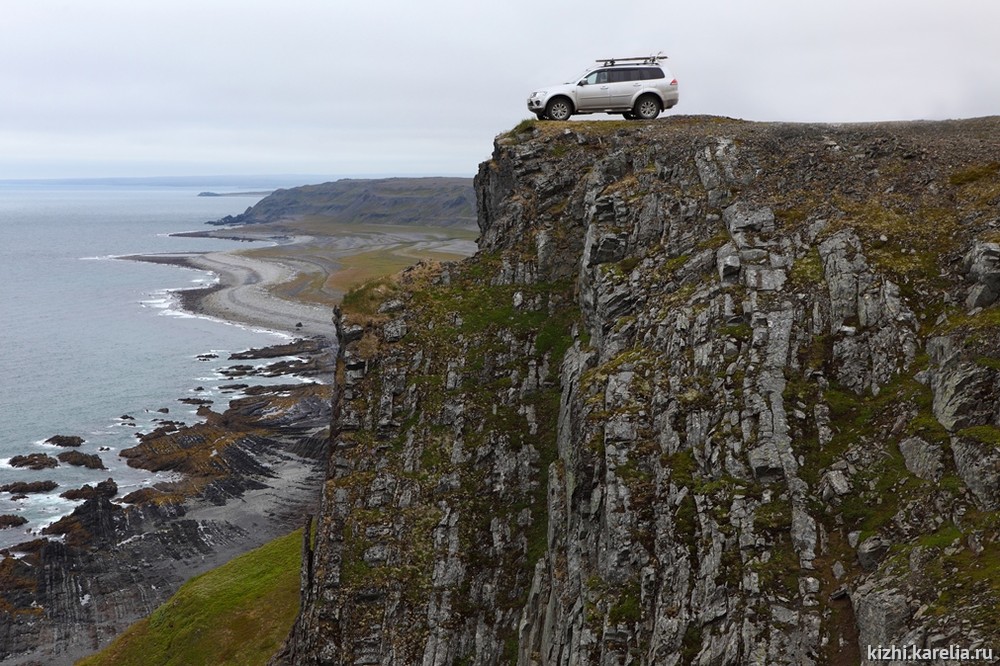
[277,117,1000,665]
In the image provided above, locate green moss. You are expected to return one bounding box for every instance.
[696,229,731,251]
[618,256,641,274]
[958,425,1000,447]
[608,589,642,624]
[660,253,691,277]
[680,622,703,663]
[534,310,580,370]
[79,530,303,666]
[906,413,950,445]
[754,498,792,532]
[719,323,752,342]
[949,162,1000,187]
[975,355,1000,371]
[788,247,824,287]
[918,524,963,549]
[750,539,800,594]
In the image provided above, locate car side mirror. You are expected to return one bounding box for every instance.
[578,80,586,86]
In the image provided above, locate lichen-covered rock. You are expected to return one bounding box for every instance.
[897,436,944,482]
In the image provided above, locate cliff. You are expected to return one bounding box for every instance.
[208,177,477,228]
[275,116,1000,665]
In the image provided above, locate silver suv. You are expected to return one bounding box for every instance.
[527,55,678,121]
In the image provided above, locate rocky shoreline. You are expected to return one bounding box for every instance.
[0,280,334,664]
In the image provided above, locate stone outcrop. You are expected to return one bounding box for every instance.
[275,117,1000,665]
[9,453,59,470]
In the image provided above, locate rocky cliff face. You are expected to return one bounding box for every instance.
[276,116,1000,665]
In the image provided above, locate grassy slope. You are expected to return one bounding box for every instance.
[77,529,302,666]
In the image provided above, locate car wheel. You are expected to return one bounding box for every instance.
[545,98,573,121]
[634,95,661,120]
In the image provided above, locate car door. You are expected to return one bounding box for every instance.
[575,69,610,111]
[608,68,640,109]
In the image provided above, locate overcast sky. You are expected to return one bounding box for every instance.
[2,1,998,179]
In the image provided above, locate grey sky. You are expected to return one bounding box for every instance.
[2,0,998,179]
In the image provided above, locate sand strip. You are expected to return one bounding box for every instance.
[123,251,335,338]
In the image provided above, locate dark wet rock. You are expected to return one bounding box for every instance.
[1,480,57,494]
[178,397,213,406]
[230,337,326,360]
[57,451,106,470]
[0,515,28,529]
[44,435,84,447]
[135,421,184,442]
[9,453,59,470]
[60,478,118,501]
[221,364,255,377]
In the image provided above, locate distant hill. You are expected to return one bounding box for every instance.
[207,177,476,228]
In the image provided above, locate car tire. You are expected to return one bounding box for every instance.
[633,94,661,120]
[545,98,573,121]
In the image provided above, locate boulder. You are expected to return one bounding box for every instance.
[44,435,84,447]
[57,451,106,470]
[9,453,58,470]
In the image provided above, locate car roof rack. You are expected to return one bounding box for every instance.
[596,54,668,67]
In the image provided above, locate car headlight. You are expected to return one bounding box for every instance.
[531,91,545,99]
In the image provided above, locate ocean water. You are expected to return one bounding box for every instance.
[0,182,300,549]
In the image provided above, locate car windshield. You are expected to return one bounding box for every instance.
[566,67,596,84]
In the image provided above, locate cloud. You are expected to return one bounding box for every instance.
[1,0,998,178]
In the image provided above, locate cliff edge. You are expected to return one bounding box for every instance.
[275,116,1000,665]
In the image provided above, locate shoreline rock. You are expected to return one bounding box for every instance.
[9,453,59,470]
[57,451,106,470]
[0,515,28,530]
[0,337,333,665]
[1,480,58,494]
[44,435,84,448]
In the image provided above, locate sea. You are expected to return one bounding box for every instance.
[0,179,314,550]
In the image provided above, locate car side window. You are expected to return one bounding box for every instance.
[585,70,609,85]
[611,68,642,83]
[641,67,665,81]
